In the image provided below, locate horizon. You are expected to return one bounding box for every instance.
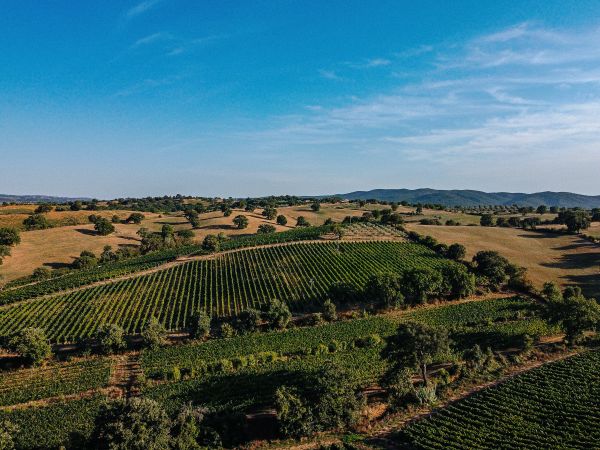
[3,1,600,198]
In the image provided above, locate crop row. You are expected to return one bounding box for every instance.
[0,357,112,406]
[0,241,453,342]
[398,349,600,449]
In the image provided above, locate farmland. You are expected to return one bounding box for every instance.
[0,241,454,342]
[406,223,600,299]
[397,349,600,449]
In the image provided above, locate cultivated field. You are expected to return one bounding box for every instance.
[406,224,600,299]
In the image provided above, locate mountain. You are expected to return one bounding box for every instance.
[0,194,91,204]
[336,189,600,208]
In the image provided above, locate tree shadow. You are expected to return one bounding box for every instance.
[74,228,98,236]
[541,251,600,270]
[202,224,236,231]
[154,220,189,226]
[43,262,72,269]
[560,273,600,300]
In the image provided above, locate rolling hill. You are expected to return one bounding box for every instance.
[337,188,600,208]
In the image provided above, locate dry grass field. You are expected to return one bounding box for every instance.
[406,224,600,299]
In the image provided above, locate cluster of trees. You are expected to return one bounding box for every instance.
[88,215,115,236]
[542,283,600,344]
[93,398,221,450]
[478,208,597,233]
[342,208,404,226]
[138,225,194,254]
[0,227,20,266]
[187,299,292,340]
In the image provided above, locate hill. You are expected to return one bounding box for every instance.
[0,194,91,203]
[337,188,600,208]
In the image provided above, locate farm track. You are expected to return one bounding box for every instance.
[108,353,142,398]
[0,237,406,311]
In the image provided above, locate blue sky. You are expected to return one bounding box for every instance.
[2,0,600,198]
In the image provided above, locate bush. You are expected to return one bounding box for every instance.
[23,214,50,230]
[386,368,416,411]
[96,324,126,354]
[296,216,310,227]
[9,327,52,366]
[257,224,276,234]
[328,282,359,305]
[276,215,288,226]
[141,317,168,349]
[0,420,19,450]
[94,397,171,450]
[364,273,404,309]
[322,299,337,322]
[235,308,262,334]
[32,267,52,280]
[94,218,115,236]
[264,299,292,329]
[0,227,20,246]
[447,243,466,261]
[219,322,236,338]
[202,235,220,252]
[189,311,211,340]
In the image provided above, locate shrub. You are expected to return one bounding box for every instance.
[94,397,171,450]
[202,234,220,252]
[386,368,416,411]
[276,215,288,226]
[257,224,276,234]
[219,323,236,338]
[322,299,337,322]
[0,420,19,450]
[189,311,211,340]
[23,214,51,230]
[364,273,404,309]
[94,218,115,236]
[447,243,466,261]
[96,324,126,354]
[141,317,168,349]
[9,327,52,366]
[0,227,20,246]
[235,308,262,334]
[328,282,359,305]
[264,299,291,329]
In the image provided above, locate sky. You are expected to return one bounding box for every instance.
[2,0,600,198]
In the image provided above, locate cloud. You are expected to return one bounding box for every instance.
[125,0,163,19]
[132,32,172,48]
[318,69,343,80]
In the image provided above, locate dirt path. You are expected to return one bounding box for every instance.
[108,353,142,399]
[0,237,406,310]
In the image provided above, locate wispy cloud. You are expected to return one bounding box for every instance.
[125,0,163,19]
[318,69,343,81]
[239,21,600,180]
[130,32,226,56]
[131,32,172,48]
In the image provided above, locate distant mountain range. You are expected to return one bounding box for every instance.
[336,189,600,208]
[0,194,91,204]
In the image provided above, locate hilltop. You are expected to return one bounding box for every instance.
[337,188,600,208]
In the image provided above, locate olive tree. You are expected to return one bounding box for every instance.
[9,327,52,366]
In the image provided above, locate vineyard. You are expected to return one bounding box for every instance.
[397,349,600,449]
[0,241,453,342]
[0,357,111,407]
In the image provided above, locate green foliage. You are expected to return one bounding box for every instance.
[0,420,18,450]
[94,397,171,450]
[264,299,291,329]
[72,250,98,269]
[398,350,600,449]
[322,299,337,322]
[384,322,450,384]
[8,327,51,366]
[31,267,51,280]
[22,214,50,230]
[257,224,276,234]
[364,273,405,309]
[126,213,145,224]
[446,243,466,261]
[262,207,277,220]
[0,228,20,246]
[480,214,495,227]
[401,268,443,304]
[386,368,416,411]
[232,215,249,229]
[296,216,310,227]
[235,308,262,334]
[202,235,220,252]
[441,265,476,299]
[94,218,115,236]
[188,312,211,340]
[276,215,288,226]
[472,250,511,287]
[142,317,168,349]
[96,324,126,354]
[545,288,600,344]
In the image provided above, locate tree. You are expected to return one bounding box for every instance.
[0,420,19,450]
[275,387,315,439]
[296,216,310,227]
[95,218,115,236]
[170,403,220,450]
[480,214,495,227]
[545,288,600,344]
[202,234,220,252]
[222,207,232,217]
[0,228,20,246]
[276,215,288,226]
[311,202,321,212]
[161,224,175,246]
[32,266,51,280]
[401,268,444,304]
[562,210,590,233]
[383,322,450,385]
[541,281,563,302]
[257,224,276,234]
[472,250,511,287]
[34,203,52,214]
[262,207,277,220]
[188,311,211,340]
[364,273,404,309]
[94,398,171,450]
[126,213,145,224]
[176,229,195,245]
[328,282,359,305]
[141,317,168,349]
[96,324,126,354]
[322,299,337,322]
[72,250,98,269]
[100,245,118,264]
[235,308,262,334]
[447,243,466,261]
[22,214,50,230]
[233,215,249,229]
[536,205,548,215]
[441,265,476,299]
[184,210,200,228]
[9,327,52,366]
[264,299,291,329]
